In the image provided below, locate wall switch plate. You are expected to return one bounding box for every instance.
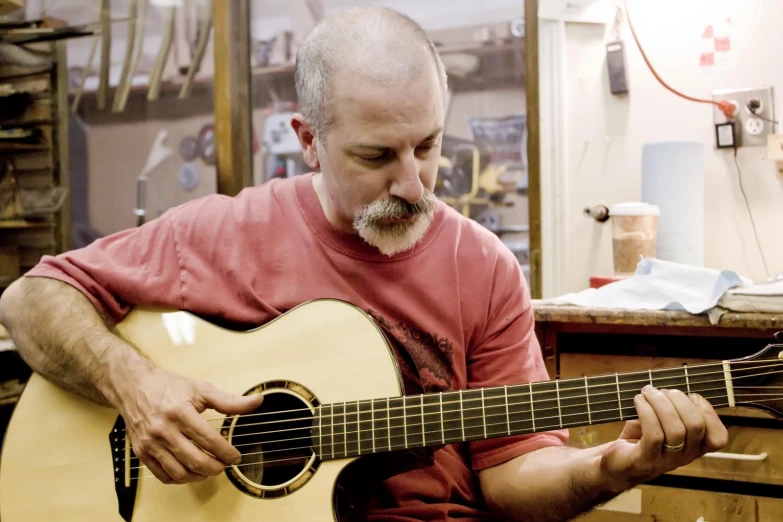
[712,86,775,148]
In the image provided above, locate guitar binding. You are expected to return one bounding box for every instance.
[221,380,322,499]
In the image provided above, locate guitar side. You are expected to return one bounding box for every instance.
[0,299,404,522]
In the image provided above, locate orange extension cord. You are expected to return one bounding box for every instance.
[623,0,737,119]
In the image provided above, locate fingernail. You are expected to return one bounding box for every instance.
[690,394,700,404]
[642,385,655,393]
[233,456,242,466]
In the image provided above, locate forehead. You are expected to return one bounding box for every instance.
[328,68,444,145]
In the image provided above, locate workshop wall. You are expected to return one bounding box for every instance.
[561,0,783,291]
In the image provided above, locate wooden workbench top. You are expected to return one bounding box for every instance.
[532,302,783,330]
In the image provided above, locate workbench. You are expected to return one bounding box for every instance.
[533,303,783,521]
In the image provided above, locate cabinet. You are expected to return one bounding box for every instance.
[0,37,70,292]
[533,304,783,521]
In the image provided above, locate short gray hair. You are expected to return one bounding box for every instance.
[294,6,448,142]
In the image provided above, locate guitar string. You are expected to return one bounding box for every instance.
[207,365,783,437]
[121,362,783,443]
[115,358,782,434]
[129,392,783,469]
[130,387,741,471]
[128,394,783,480]
[118,360,783,439]
[126,376,783,465]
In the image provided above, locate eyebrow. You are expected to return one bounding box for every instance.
[350,127,444,152]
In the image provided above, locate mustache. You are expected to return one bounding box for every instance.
[359,192,438,221]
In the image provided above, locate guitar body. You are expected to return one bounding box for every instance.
[0,300,404,522]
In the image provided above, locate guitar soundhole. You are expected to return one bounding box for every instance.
[221,381,321,499]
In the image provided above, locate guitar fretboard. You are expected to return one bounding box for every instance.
[311,363,729,460]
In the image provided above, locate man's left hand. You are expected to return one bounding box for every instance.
[598,386,729,493]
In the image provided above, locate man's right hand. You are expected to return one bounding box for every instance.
[116,367,264,484]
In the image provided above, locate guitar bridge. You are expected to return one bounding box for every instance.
[109,416,139,522]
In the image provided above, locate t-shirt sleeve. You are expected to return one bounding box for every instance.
[24,210,184,324]
[467,247,569,471]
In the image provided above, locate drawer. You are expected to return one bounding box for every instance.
[573,484,783,521]
[562,354,783,486]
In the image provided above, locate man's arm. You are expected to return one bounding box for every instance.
[479,389,729,522]
[0,276,262,484]
[0,276,149,406]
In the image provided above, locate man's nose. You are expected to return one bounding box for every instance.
[389,154,424,204]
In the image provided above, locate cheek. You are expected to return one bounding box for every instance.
[421,159,439,190]
[326,163,383,214]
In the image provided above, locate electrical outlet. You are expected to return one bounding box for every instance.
[745,117,764,136]
[712,86,775,147]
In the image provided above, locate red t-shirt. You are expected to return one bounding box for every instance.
[26,173,568,520]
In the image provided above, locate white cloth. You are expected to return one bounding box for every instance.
[707,278,783,323]
[546,258,752,314]
[717,279,783,313]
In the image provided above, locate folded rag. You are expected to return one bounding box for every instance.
[546,258,752,315]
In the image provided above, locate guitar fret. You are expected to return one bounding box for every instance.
[388,397,405,450]
[344,401,348,457]
[459,390,465,441]
[422,394,442,446]
[355,402,361,455]
[481,389,487,439]
[406,395,423,448]
[507,384,534,436]
[332,402,344,458]
[386,398,391,451]
[318,406,323,458]
[371,399,376,453]
[403,398,408,448]
[504,385,511,435]
[529,385,536,431]
[584,376,591,424]
[358,400,373,456]
[441,390,463,444]
[463,390,485,441]
[321,362,738,460]
[421,395,426,446]
[439,392,445,443]
[557,378,589,429]
[329,404,334,459]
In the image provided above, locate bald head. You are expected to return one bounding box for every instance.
[294,6,448,141]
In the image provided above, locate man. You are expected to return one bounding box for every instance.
[0,6,727,522]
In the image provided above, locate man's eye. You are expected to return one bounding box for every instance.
[360,153,387,162]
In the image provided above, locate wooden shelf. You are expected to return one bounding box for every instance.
[71,36,524,103]
[0,0,23,17]
[0,220,53,229]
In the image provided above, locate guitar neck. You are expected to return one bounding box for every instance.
[313,361,733,460]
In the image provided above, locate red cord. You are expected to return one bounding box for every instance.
[623,0,737,119]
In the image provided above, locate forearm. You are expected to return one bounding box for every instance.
[0,277,152,407]
[480,444,625,522]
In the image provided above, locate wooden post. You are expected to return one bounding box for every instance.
[54,41,71,253]
[212,0,253,196]
[525,0,542,299]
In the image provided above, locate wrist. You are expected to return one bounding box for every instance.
[574,442,632,502]
[96,338,155,410]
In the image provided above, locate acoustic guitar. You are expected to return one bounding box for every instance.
[1,299,781,521]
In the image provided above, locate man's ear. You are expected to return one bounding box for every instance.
[291,114,320,170]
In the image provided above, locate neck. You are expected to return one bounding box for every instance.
[312,362,734,460]
[311,173,356,234]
